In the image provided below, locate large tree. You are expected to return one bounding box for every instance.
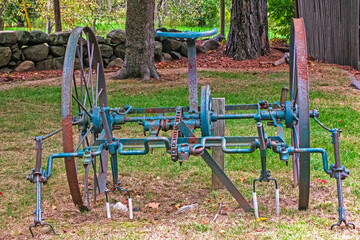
[226,0,269,60]
[111,0,159,81]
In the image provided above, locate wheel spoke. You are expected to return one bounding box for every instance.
[74,126,93,152]
[96,63,100,106]
[72,94,92,119]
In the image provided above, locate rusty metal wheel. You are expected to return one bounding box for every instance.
[289,18,311,210]
[61,26,108,211]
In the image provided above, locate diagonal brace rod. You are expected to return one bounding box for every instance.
[177,121,252,212]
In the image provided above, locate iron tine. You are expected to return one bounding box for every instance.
[253,191,259,219]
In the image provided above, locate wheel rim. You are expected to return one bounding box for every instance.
[289,18,310,210]
[200,85,213,137]
[61,26,108,211]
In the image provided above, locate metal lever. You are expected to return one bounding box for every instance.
[28,137,56,237]
[256,122,266,150]
[330,130,355,230]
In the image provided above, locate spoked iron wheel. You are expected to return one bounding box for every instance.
[61,26,109,211]
[289,18,311,210]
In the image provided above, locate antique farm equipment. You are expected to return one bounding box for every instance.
[26,18,354,236]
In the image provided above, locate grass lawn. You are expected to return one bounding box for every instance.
[0,64,359,239]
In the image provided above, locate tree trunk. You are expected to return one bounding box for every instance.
[111,0,159,81]
[225,0,269,60]
[46,0,52,34]
[53,0,62,32]
[220,0,225,36]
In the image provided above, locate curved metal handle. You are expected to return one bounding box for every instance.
[156,28,218,39]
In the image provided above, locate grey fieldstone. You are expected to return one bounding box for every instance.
[36,57,64,70]
[0,31,17,45]
[11,48,23,61]
[114,44,125,59]
[16,31,31,45]
[96,36,105,44]
[50,46,66,57]
[99,44,113,58]
[8,61,17,67]
[155,27,167,32]
[170,51,181,60]
[14,60,36,72]
[107,29,126,44]
[28,31,48,45]
[162,53,172,61]
[196,45,206,53]
[212,34,226,43]
[177,42,188,57]
[155,36,166,42]
[48,31,71,45]
[0,47,12,67]
[168,28,182,32]
[105,38,111,45]
[0,67,12,73]
[162,38,182,53]
[22,44,49,62]
[108,58,124,68]
[154,53,163,62]
[11,43,18,50]
[155,27,167,41]
[74,58,81,70]
[154,41,163,62]
[202,39,219,51]
[103,58,110,65]
[154,41,162,55]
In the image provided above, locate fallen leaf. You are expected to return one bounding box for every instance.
[288,219,295,225]
[147,202,160,209]
[175,204,181,210]
[0,192,3,195]
[240,177,246,183]
[51,205,57,210]
[219,230,225,234]
[256,217,267,221]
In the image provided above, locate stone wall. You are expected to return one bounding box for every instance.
[0,28,223,73]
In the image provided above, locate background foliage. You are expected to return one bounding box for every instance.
[268,0,295,39]
[1,0,295,39]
